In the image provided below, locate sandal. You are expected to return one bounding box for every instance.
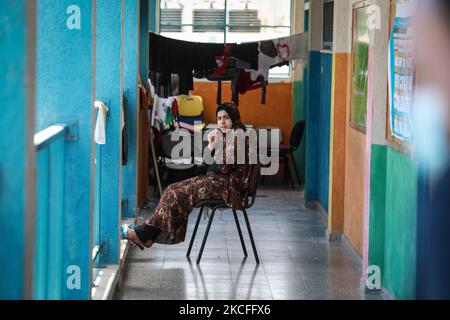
[121,224,144,250]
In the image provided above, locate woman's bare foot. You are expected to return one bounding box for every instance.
[126,228,144,250]
[127,228,154,249]
[143,239,154,248]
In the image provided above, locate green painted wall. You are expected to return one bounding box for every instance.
[292,80,303,127]
[369,145,418,299]
[369,145,387,273]
[384,147,417,299]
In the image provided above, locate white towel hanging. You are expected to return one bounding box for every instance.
[94,100,108,145]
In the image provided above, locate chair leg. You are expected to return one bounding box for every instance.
[242,209,260,264]
[286,153,295,190]
[283,156,289,184]
[232,210,248,257]
[289,174,295,190]
[196,207,217,264]
[290,153,302,186]
[288,164,295,190]
[186,206,204,257]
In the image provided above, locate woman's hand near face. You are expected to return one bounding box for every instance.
[207,129,220,150]
[207,129,218,144]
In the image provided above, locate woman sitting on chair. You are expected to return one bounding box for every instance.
[121,102,251,250]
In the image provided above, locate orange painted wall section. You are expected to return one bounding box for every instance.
[191,81,293,142]
[329,53,350,235]
[344,126,366,256]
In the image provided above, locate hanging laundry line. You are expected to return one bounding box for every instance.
[148,32,309,106]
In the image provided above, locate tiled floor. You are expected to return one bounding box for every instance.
[115,186,383,300]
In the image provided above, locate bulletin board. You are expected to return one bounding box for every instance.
[387,0,417,147]
[350,1,373,133]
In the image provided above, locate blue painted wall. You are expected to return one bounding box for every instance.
[95,0,124,265]
[0,0,34,300]
[301,65,309,183]
[140,0,150,80]
[36,0,94,299]
[305,51,321,205]
[34,135,66,299]
[293,7,309,186]
[149,0,157,33]
[122,0,140,218]
[292,80,306,184]
[305,51,331,211]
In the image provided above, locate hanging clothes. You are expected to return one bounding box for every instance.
[211,44,229,77]
[259,39,278,58]
[229,34,308,106]
[232,70,268,106]
[165,106,173,126]
[249,49,284,82]
[230,42,259,70]
[231,34,307,105]
[236,70,266,94]
[274,33,309,61]
[94,100,108,145]
[232,57,252,70]
[171,99,179,119]
[149,33,224,97]
[149,32,309,106]
[153,95,177,129]
[139,83,149,109]
[231,41,278,106]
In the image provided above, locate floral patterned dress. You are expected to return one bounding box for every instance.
[146,130,252,244]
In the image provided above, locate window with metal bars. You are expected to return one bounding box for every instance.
[160,8,183,32]
[158,0,292,78]
[323,0,334,50]
[192,9,225,32]
[228,10,261,32]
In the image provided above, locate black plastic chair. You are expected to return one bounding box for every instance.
[259,122,305,189]
[157,130,206,193]
[279,121,305,189]
[186,164,262,264]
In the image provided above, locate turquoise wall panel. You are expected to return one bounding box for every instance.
[292,80,306,184]
[140,0,150,80]
[149,0,156,33]
[383,147,418,299]
[0,0,34,300]
[95,0,124,265]
[305,51,321,203]
[369,144,387,278]
[36,0,94,299]
[301,65,309,183]
[305,51,331,211]
[122,0,140,218]
[34,136,65,299]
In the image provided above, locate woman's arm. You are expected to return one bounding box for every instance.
[216,130,249,175]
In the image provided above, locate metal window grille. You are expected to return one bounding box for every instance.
[323,0,334,50]
[229,10,261,33]
[160,8,183,32]
[193,9,225,32]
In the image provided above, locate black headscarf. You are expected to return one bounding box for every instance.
[216,102,246,131]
